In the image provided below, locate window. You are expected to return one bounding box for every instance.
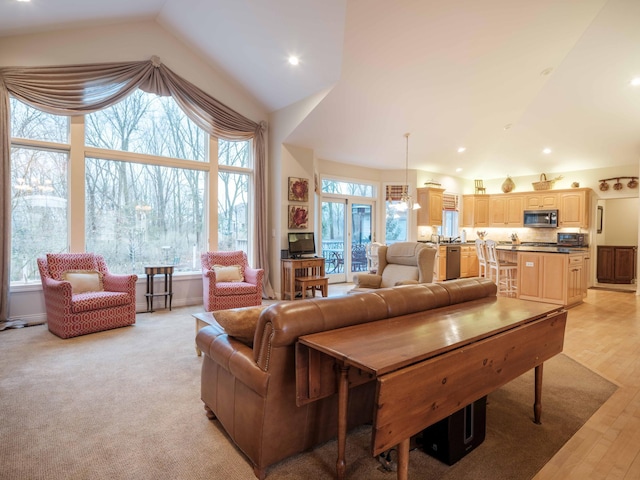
[384,184,408,243]
[85,158,205,273]
[438,193,460,238]
[9,91,254,283]
[84,91,207,273]
[10,99,69,283]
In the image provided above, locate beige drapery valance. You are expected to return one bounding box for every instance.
[0,56,274,321]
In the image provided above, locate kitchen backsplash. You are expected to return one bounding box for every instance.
[466,228,589,244]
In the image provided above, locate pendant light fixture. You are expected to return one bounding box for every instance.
[400,133,421,211]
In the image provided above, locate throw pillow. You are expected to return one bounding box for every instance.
[212,264,244,282]
[61,270,104,294]
[213,305,268,347]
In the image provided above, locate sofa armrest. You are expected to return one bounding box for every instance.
[352,272,382,289]
[196,326,269,397]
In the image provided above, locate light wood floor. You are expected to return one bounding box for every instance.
[534,288,640,480]
[329,283,640,478]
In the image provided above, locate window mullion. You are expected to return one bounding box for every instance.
[69,115,85,253]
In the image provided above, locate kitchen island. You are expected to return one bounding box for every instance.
[496,244,590,307]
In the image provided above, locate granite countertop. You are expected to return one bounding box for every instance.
[496,244,589,254]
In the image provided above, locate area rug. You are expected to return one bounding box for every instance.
[0,307,617,480]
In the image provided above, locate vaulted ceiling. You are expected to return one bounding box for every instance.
[1,0,639,179]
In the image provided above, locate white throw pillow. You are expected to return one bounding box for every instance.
[212,264,244,282]
[61,270,104,294]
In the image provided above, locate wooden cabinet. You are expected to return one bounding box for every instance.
[462,195,490,228]
[566,255,584,306]
[417,187,444,226]
[489,195,524,227]
[518,252,585,307]
[524,192,558,209]
[460,245,479,278]
[597,246,637,284]
[558,189,590,228]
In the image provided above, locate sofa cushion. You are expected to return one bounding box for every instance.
[213,264,244,282]
[214,305,268,346]
[62,270,104,294]
[380,264,419,288]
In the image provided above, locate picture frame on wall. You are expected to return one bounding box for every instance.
[288,177,309,202]
[288,205,309,229]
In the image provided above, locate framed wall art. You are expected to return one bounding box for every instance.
[288,205,309,229]
[288,177,309,202]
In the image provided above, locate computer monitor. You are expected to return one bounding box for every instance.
[288,232,316,258]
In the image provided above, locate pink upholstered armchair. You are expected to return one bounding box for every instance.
[37,253,138,339]
[201,251,264,311]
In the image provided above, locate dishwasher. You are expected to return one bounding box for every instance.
[445,244,461,280]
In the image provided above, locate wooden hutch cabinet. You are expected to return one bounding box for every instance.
[597,246,637,284]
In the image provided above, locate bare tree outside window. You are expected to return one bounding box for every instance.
[218,140,251,253]
[85,91,206,273]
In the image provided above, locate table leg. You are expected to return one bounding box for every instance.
[337,364,350,480]
[534,363,543,424]
[397,438,410,480]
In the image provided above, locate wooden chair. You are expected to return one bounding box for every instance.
[474,179,486,194]
[485,239,517,297]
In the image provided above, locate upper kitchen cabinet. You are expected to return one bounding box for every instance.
[524,192,558,209]
[462,195,490,228]
[489,195,524,227]
[558,189,590,228]
[417,187,444,226]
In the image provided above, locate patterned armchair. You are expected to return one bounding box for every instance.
[37,253,138,339]
[201,251,264,311]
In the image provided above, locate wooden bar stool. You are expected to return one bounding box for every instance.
[474,239,488,278]
[485,239,517,297]
[295,275,329,299]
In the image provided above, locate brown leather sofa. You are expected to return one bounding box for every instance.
[196,277,497,479]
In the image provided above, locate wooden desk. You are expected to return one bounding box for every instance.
[144,265,174,312]
[281,258,327,300]
[296,297,567,480]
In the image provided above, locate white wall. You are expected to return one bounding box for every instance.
[601,198,639,246]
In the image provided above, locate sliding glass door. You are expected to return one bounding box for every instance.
[321,199,373,283]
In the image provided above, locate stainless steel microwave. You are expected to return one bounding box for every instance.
[523,209,558,228]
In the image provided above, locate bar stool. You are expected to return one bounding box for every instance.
[474,239,488,278]
[485,240,517,297]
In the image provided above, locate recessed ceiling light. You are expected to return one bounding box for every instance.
[288,56,300,66]
[457,147,466,153]
[631,77,640,86]
[503,123,513,130]
[456,167,463,172]
[542,148,552,154]
[540,67,554,76]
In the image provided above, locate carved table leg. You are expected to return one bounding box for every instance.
[534,363,543,424]
[337,364,350,480]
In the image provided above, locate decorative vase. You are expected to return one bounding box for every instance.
[501,176,515,193]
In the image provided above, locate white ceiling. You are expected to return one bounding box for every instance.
[1,0,639,180]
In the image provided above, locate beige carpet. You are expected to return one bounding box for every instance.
[0,306,617,480]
